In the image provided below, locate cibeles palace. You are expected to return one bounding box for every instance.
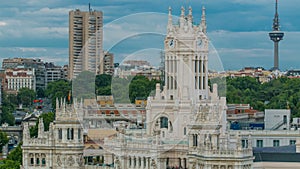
[21,7,254,169]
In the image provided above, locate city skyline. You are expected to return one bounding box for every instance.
[0,0,299,70]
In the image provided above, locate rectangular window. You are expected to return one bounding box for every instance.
[193,134,198,147]
[256,140,263,147]
[78,129,81,140]
[42,158,46,166]
[273,140,280,147]
[290,140,296,145]
[36,158,40,165]
[30,158,34,165]
[67,128,70,140]
[71,128,74,140]
[242,139,248,148]
[58,128,62,140]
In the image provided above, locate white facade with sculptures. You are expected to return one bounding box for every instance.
[21,6,254,169]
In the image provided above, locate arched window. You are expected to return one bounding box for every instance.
[36,154,40,166]
[41,154,46,166]
[29,153,34,166]
[160,117,168,129]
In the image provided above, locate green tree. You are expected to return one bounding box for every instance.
[95,74,112,87]
[0,130,8,152]
[129,76,159,103]
[95,74,112,96]
[0,93,17,125]
[17,88,36,107]
[225,76,300,116]
[7,143,22,164]
[45,79,72,108]
[36,87,45,98]
[0,159,20,169]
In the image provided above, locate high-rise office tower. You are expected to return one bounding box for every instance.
[269,0,284,70]
[69,7,103,79]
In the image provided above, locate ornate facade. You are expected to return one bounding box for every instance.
[103,6,254,169]
[21,6,254,169]
[21,99,84,169]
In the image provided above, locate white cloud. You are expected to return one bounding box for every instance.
[0,21,7,26]
[21,7,71,16]
[18,47,47,52]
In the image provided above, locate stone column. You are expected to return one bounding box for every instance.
[181,158,186,168]
[157,158,166,169]
[200,58,203,90]
[166,56,169,90]
[145,157,149,169]
[205,58,208,90]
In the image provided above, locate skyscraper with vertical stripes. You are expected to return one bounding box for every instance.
[68,8,103,79]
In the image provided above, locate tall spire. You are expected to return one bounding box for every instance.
[168,7,172,27]
[188,6,193,23]
[181,6,185,16]
[179,6,185,28]
[273,0,280,31]
[201,6,207,33]
[38,118,44,138]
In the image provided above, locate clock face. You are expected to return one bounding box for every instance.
[197,39,203,48]
[169,39,175,48]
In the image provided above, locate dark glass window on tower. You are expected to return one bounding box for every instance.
[160,117,168,129]
[78,129,81,140]
[193,134,198,147]
[67,128,74,140]
[58,128,62,140]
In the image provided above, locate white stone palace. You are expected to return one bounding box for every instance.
[21,99,85,169]
[21,6,254,169]
[102,6,253,169]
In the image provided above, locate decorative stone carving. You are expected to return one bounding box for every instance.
[150,159,157,169]
[57,155,62,166]
[67,156,75,166]
[76,154,83,166]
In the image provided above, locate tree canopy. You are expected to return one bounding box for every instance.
[17,87,36,107]
[1,93,16,126]
[45,79,72,108]
[0,130,8,151]
[0,143,22,169]
[222,76,300,118]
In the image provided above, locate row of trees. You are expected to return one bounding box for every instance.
[1,88,36,126]
[45,72,159,107]
[211,76,300,118]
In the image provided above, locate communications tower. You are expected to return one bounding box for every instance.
[269,0,284,70]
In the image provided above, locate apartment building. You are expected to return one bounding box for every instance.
[5,68,36,94]
[69,9,103,79]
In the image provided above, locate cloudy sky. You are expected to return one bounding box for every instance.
[0,0,299,70]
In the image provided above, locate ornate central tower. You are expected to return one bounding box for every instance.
[165,6,209,101]
[269,0,284,70]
